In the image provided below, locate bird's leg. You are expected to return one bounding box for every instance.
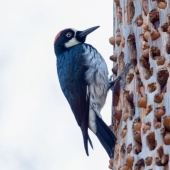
[108,63,131,91]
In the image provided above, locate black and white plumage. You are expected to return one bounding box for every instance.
[54,26,116,158]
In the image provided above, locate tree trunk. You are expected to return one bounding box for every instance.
[109,0,170,169]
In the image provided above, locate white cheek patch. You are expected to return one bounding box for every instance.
[65,37,81,48]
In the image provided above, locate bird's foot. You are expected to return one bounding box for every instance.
[109,63,131,91]
[109,76,121,91]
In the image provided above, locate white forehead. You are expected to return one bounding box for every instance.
[71,28,77,35]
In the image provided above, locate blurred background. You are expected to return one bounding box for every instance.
[0,0,114,169]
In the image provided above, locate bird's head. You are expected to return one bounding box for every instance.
[54,26,99,55]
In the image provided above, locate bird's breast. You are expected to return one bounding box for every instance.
[82,44,109,108]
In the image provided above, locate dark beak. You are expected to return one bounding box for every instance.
[77,26,100,38]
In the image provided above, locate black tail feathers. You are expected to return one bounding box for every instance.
[95,115,117,158]
[81,129,93,156]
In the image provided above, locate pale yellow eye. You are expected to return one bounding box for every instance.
[66,32,72,38]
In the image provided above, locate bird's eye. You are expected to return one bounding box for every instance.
[65,32,72,38]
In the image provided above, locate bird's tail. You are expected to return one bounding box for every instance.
[95,115,117,158]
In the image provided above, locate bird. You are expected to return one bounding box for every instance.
[54,26,117,158]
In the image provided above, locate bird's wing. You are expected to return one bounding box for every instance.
[67,63,91,156]
[57,46,91,155]
[68,81,90,156]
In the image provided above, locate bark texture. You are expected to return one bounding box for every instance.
[109,0,170,169]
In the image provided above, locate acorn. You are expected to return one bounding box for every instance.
[114,0,119,5]
[134,131,141,143]
[143,31,151,41]
[154,93,163,103]
[138,97,147,108]
[116,36,121,46]
[142,48,149,58]
[157,56,165,65]
[167,26,170,34]
[148,82,157,93]
[164,133,170,145]
[158,2,167,9]
[155,122,161,129]
[143,23,149,31]
[112,65,118,75]
[154,107,165,120]
[110,54,117,62]
[145,157,152,166]
[114,109,122,121]
[126,156,134,167]
[143,124,151,134]
[109,36,115,45]
[151,28,160,40]
[134,122,141,131]
[163,116,170,131]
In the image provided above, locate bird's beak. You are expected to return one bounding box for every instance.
[77,26,100,38]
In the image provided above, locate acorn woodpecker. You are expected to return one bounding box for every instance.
[54,26,116,158]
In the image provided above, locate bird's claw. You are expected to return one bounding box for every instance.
[109,63,131,91]
[109,74,114,82]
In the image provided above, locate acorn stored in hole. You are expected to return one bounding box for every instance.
[126,156,134,167]
[114,109,122,121]
[164,133,170,145]
[154,93,163,103]
[157,56,165,65]
[145,157,152,166]
[110,54,117,62]
[142,48,149,58]
[163,116,170,131]
[138,97,147,108]
[109,37,115,45]
[112,65,118,75]
[154,107,165,120]
[151,28,160,40]
[167,26,170,34]
[134,131,141,143]
[143,31,151,41]
[158,2,167,9]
